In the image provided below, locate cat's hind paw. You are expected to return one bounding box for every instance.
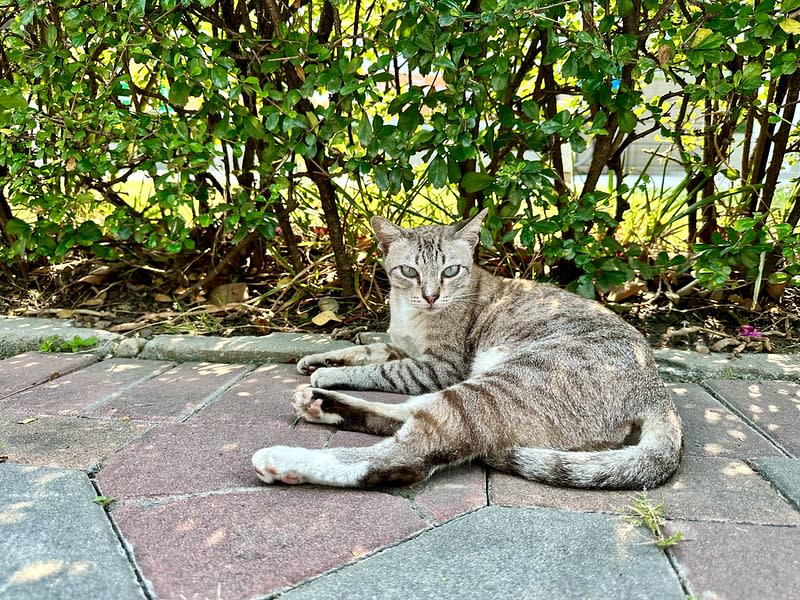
[252,446,305,485]
[292,388,344,425]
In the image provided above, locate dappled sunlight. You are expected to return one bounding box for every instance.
[176,518,197,534]
[197,363,243,377]
[670,386,689,396]
[749,404,763,414]
[236,391,253,397]
[725,429,747,442]
[205,528,227,547]
[8,559,64,584]
[221,443,240,452]
[0,501,34,525]
[721,462,754,477]
[704,409,721,424]
[702,443,725,456]
[669,480,686,491]
[33,471,67,487]
[107,363,145,373]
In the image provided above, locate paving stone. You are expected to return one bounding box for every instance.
[111,488,427,600]
[705,380,800,456]
[0,352,98,399]
[190,362,308,423]
[654,349,800,381]
[751,457,800,510]
[412,464,487,524]
[96,421,330,499]
[0,358,173,415]
[283,506,684,600]
[138,332,353,364]
[665,519,800,599]
[668,383,782,458]
[0,317,121,359]
[0,463,145,600]
[490,457,800,525]
[0,413,151,471]
[84,362,253,422]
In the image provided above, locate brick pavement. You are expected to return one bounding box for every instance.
[1,346,799,600]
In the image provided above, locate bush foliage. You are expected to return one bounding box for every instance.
[1,0,799,307]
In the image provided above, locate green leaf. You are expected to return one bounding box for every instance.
[242,115,267,140]
[210,66,228,89]
[428,156,448,188]
[5,218,30,238]
[357,115,373,146]
[373,166,389,190]
[617,110,637,133]
[0,92,27,110]
[782,0,800,14]
[780,18,800,34]
[461,172,493,193]
[397,106,420,132]
[168,80,191,106]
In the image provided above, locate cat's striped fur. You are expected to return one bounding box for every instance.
[252,210,683,489]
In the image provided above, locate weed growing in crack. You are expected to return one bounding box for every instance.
[622,491,684,549]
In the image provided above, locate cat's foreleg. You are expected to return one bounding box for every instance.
[296,343,407,375]
[292,387,424,435]
[309,356,463,394]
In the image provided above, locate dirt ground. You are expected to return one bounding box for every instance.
[1,259,798,356]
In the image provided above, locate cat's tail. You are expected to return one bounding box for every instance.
[486,407,683,490]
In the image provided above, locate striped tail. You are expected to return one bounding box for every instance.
[488,409,683,490]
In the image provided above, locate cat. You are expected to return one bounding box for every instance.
[252,209,683,489]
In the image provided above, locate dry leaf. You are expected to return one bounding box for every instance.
[276,276,294,289]
[209,282,250,307]
[154,293,172,303]
[607,280,647,303]
[65,157,77,172]
[55,309,75,319]
[318,297,340,313]
[312,310,342,326]
[121,416,130,422]
[17,417,37,425]
[81,291,107,307]
[78,274,105,285]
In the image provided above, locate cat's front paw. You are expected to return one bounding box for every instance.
[309,366,345,389]
[296,354,343,375]
[252,446,307,485]
[292,388,343,424]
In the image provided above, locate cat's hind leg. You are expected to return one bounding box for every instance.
[292,387,418,436]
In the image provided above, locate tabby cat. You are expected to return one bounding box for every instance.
[252,210,683,489]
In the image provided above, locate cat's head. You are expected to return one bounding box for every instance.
[370,209,487,312]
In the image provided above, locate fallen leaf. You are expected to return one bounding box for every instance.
[154,293,172,303]
[312,310,342,326]
[81,291,107,307]
[209,282,249,307]
[318,297,340,313]
[56,309,75,319]
[121,416,130,422]
[65,157,77,171]
[78,274,105,285]
[17,417,37,425]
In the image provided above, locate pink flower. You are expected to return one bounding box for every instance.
[738,325,762,338]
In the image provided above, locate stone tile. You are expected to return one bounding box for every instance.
[194,363,408,424]
[0,352,98,399]
[751,457,800,510]
[282,506,684,600]
[96,421,330,499]
[190,363,308,423]
[413,464,487,524]
[490,457,800,525]
[0,413,151,471]
[112,488,427,600]
[0,358,173,416]
[138,332,353,364]
[668,383,782,458]
[666,519,800,599]
[705,380,800,456]
[0,463,145,600]
[85,362,253,422]
[327,430,383,448]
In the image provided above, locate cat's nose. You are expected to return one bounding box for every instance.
[423,292,439,305]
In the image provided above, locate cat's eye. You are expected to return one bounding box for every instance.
[442,265,460,278]
[399,265,418,278]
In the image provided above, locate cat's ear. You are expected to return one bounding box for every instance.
[371,215,406,254]
[450,208,488,247]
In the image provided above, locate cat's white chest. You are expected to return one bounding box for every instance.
[388,295,424,355]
